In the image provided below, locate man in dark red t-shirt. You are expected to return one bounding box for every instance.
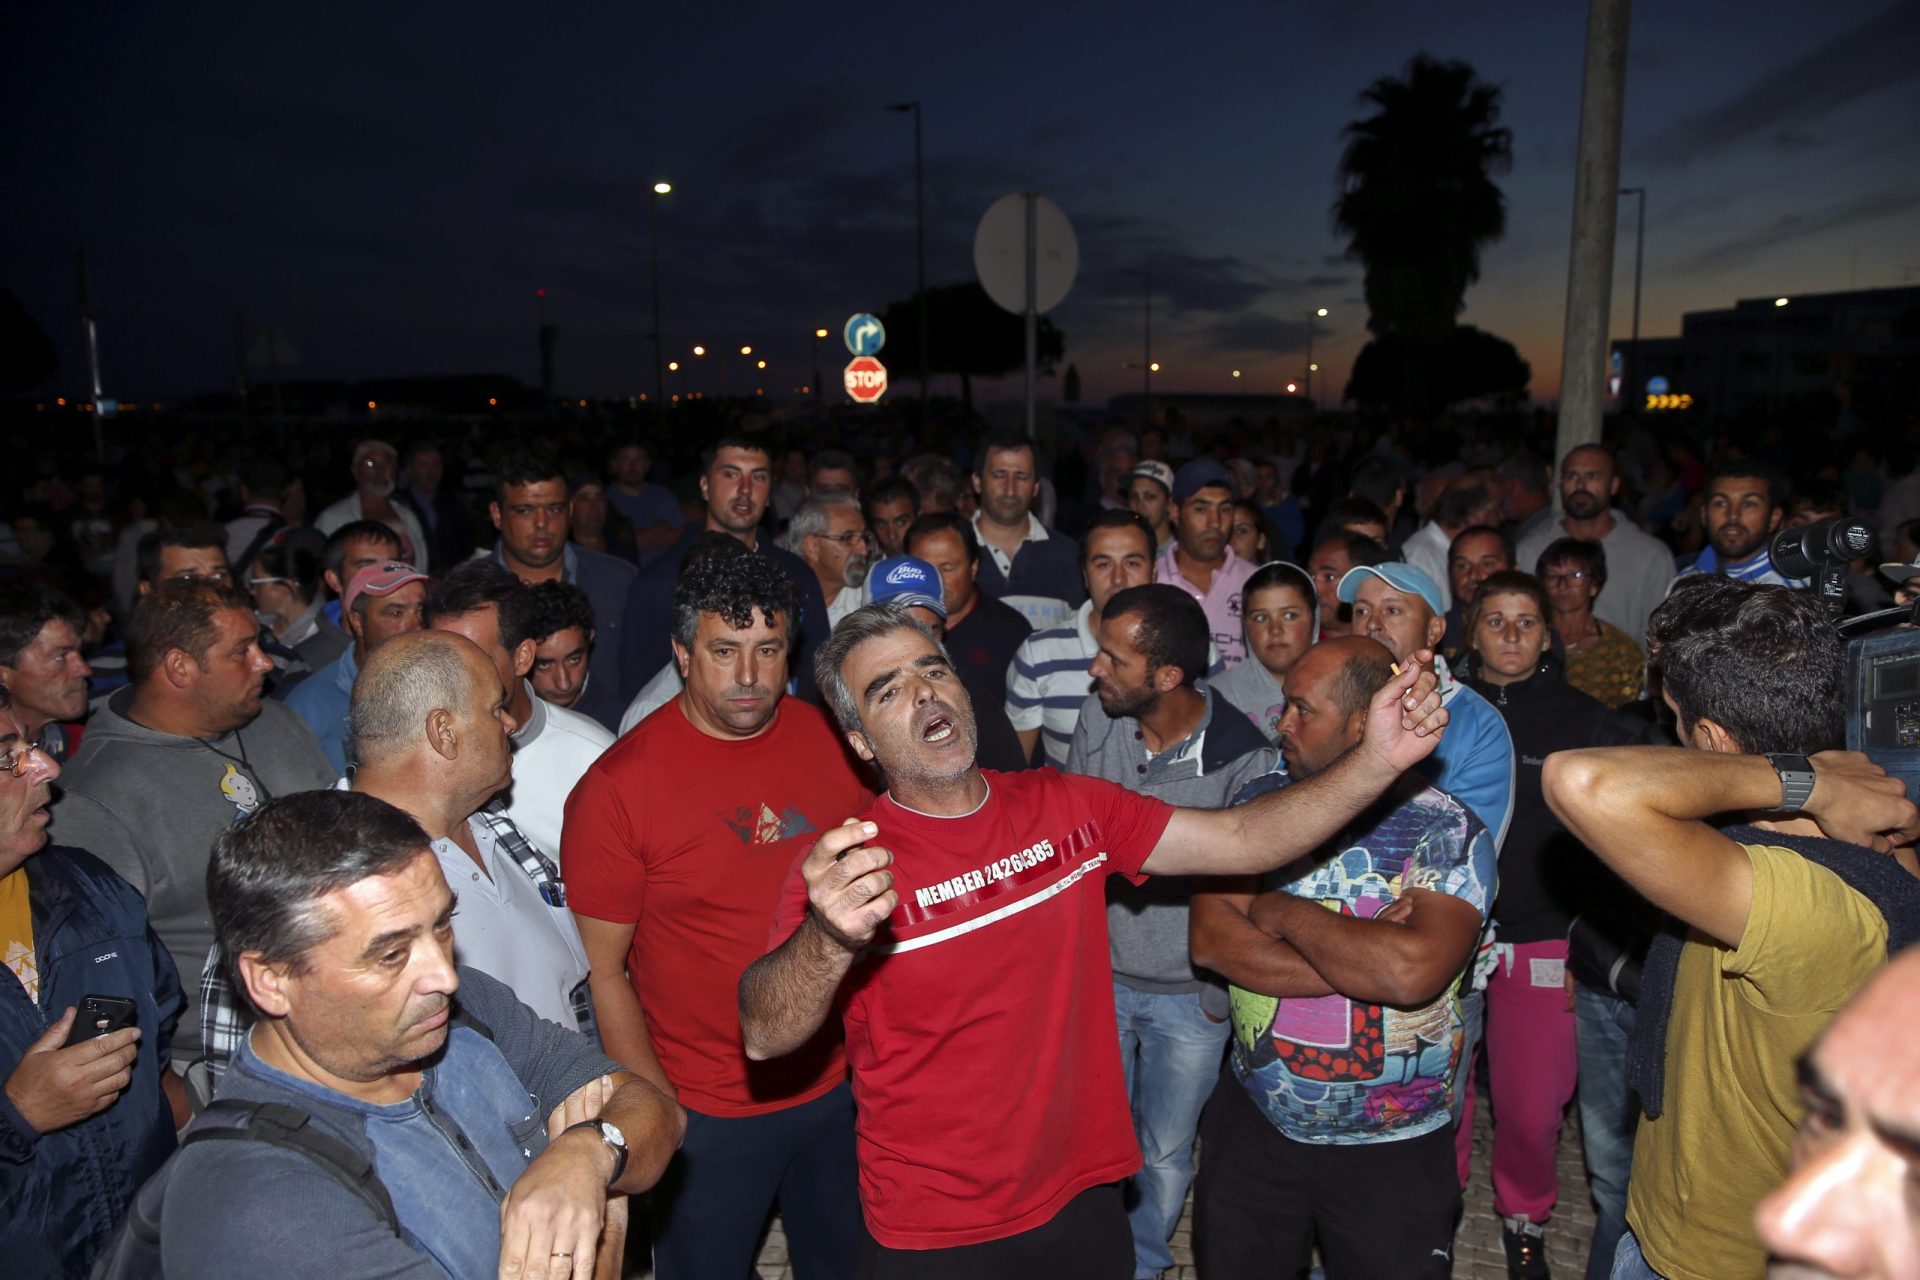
[565,549,871,1280]
[741,602,1455,1278]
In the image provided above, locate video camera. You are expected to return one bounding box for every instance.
[1780,520,1920,805]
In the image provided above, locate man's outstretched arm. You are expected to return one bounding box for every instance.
[1143,652,1448,877]
[1542,747,1920,949]
[740,820,895,1061]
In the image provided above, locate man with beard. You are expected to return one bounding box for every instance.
[1156,460,1255,668]
[566,552,870,1280]
[1066,584,1276,1280]
[159,789,684,1279]
[1670,464,1808,590]
[1515,445,1680,646]
[51,581,335,1066]
[739,601,1451,1275]
[794,493,872,628]
[313,439,429,571]
[490,450,637,707]
[619,437,830,705]
[1189,637,1496,1278]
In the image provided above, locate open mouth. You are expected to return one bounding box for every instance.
[920,711,957,743]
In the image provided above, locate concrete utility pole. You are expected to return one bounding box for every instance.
[1555,0,1633,475]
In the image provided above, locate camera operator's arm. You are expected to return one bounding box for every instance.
[1542,747,1919,948]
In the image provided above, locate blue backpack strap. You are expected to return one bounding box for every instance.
[182,1101,399,1236]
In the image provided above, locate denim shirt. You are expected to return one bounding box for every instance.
[225,1026,548,1278]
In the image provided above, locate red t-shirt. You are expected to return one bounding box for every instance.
[769,767,1175,1249]
[564,698,871,1117]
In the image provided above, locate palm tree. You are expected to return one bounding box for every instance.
[1334,56,1513,341]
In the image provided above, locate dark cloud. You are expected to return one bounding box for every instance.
[1679,188,1920,273]
[1643,3,1920,167]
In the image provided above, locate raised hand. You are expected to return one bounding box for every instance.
[1361,649,1449,774]
[803,819,897,952]
[1805,751,1920,852]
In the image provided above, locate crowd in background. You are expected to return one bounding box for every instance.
[3,402,1920,1280]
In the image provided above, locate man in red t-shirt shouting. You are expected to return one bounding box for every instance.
[565,547,872,1280]
[741,602,1453,1279]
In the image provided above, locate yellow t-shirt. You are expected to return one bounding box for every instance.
[1628,842,1888,1280]
[0,866,36,1003]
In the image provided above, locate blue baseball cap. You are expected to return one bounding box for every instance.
[1336,562,1444,617]
[868,556,948,619]
[1172,458,1235,503]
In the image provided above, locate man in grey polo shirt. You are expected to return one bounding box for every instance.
[1065,583,1276,1280]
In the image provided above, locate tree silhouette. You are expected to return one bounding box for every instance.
[1345,325,1531,419]
[1062,362,1082,404]
[1334,55,1512,340]
[880,282,1064,412]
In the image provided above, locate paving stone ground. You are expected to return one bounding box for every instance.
[629,1076,1600,1279]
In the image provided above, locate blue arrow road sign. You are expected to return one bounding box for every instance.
[844,313,886,356]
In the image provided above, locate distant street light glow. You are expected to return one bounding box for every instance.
[692,345,706,356]
[653,182,672,195]
[1148,361,1161,373]
[740,345,753,356]
[1316,308,1329,317]
[668,361,679,371]
[1231,370,1241,378]
[1774,297,1789,307]
[1285,382,1298,394]
[756,360,767,369]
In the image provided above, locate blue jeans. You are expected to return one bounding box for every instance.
[1578,986,1640,1280]
[1114,983,1230,1279]
[1609,1227,1667,1280]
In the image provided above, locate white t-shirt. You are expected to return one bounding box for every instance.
[504,685,613,858]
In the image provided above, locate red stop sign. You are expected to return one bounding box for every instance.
[844,355,888,403]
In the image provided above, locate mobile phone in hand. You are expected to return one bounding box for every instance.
[64,995,137,1047]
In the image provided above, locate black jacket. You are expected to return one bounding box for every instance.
[0,847,183,1278]
[1462,655,1661,947]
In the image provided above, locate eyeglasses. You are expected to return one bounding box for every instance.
[247,577,291,588]
[0,740,48,777]
[1542,570,1590,586]
[810,530,866,546]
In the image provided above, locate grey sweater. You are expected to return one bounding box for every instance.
[51,688,335,1058]
[1065,685,1277,993]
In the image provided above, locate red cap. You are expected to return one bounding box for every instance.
[343,560,428,614]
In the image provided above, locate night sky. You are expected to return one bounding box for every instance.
[7,1,1918,408]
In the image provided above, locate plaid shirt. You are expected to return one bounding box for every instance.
[197,800,593,1084]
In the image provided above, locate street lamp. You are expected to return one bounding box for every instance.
[886,101,928,404]
[649,182,672,410]
[812,327,828,401]
[1303,308,1328,402]
[1619,186,1646,414]
[1123,269,1152,424]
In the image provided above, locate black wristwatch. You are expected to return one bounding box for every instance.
[564,1119,629,1186]
[1765,753,1816,814]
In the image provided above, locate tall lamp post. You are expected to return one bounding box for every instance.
[812,327,828,402]
[1123,269,1152,425]
[1303,307,1328,402]
[886,101,928,404]
[649,181,672,410]
[1619,186,1646,417]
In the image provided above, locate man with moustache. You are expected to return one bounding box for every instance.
[567,552,870,1280]
[1670,464,1808,590]
[314,439,429,571]
[1515,445,1683,645]
[739,601,1451,1274]
[158,788,684,1279]
[794,493,873,628]
[1156,460,1255,667]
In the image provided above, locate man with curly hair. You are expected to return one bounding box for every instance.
[564,550,872,1280]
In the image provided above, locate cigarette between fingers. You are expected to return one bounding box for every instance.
[1391,662,1403,676]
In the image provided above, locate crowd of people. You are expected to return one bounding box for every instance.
[2,408,1920,1280]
